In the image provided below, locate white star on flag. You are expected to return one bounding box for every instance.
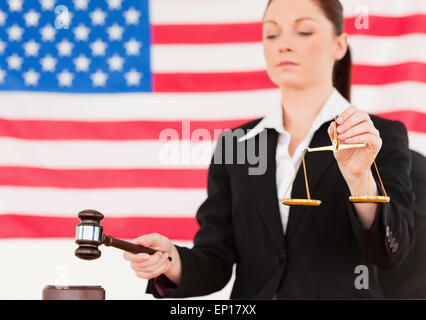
[107,23,124,41]
[40,24,56,42]
[124,38,141,56]
[73,54,91,72]
[7,24,24,41]
[40,54,57,72]
[107,54,124,71]
[23,69,40,86]
[124,68,142,86]
[6,54,23,70]
[74,0,89,11]
[57,39,74,57]
[0,40,6,54]
[73,23,90,41]
[91,69,108,87]
[40,0,56,11]
[90,8,107,26]
[123,7,141,25]
[23,39,41,57]
[8,0,23,12]
[107,0,122,10]
[0,68,6,84]
[0,10,7,26]
[90,39,107,56]
[57,69,74,87]
[24,9,41,27]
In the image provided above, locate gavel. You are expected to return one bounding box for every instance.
[75,209,172,261]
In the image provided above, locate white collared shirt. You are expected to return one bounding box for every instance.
[238,87,351,234]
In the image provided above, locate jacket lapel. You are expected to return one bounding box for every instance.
[248,128,287,251]
[285,120,336,246]
[247,120,337,250]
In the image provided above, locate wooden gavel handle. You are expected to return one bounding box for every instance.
[102,234,172,261]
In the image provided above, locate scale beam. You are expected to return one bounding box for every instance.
[306,142,367,153]
[281,116,390,206]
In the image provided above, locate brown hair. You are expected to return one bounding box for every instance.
[264,0,352,101]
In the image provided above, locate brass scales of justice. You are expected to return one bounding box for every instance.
[281,116,390,206]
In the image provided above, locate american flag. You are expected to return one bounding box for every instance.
[0,0,425,299]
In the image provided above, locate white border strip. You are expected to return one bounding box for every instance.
[0,89,281,120]
[151,43,266,72]
[150,0,426,24]
[150,0,270,24]
[0,138,216,168]
[151,35,426,72]
[348,34,426,65]
[0,83,424,120]
[0,186,206,217]
[0,130,424,169]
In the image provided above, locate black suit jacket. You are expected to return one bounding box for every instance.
[378,149,426,298]
[146,115,415,299]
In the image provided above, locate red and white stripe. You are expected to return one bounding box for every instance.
[0,0,425,299]
[1,0,425,240]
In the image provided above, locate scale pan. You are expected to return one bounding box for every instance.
[281,199,321,206]
[349,195,390,203]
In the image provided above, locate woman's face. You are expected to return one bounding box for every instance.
[263,0,348,89]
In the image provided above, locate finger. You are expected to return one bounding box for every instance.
[135,261,170,280]
[131,251,163,269]
[328,121,345,144]
[138,251,163,265]
[328,121,334,142]
[123,251,136,261]
[123,251,130,261]
[337,110,370,135]
[142,255,171,274]
[336,105,358,125]
[124,251,151,263]
[338,121,372,140]
[147,257,172,277]
[149,260,172,278]
[130,233,159,247]
[132,252,170,272]
[123,251,151,262]
[343,132,381,150]
[132,253,170,273]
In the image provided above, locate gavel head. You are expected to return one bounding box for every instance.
[75,209,104,260]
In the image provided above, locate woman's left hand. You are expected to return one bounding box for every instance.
[327,105,382,178]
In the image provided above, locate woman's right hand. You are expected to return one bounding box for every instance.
[122,233,182,284]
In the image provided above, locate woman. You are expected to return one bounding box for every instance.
[123,0,415,299]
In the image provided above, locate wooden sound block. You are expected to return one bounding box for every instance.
[349,195,390,203]
[42,285,105,300]
[281,199,322,206]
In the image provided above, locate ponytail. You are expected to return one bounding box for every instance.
[333,45,352,102]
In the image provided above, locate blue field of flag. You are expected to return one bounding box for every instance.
[0,0,151,93]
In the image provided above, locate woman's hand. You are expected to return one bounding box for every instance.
[123,233,181,284]
[327,105,382,178]
[327,105,383,229]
